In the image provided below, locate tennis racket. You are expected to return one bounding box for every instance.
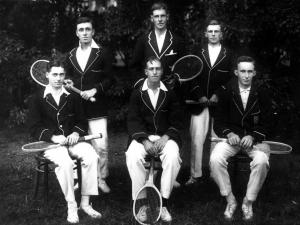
[133,157,162,225]
[30,59,96,102]
[210,137,292,154]
[22,133,102,153]
[171,54,203,82]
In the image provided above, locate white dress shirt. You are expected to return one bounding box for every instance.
[76,39,99,71]
[239,86,251,109]
[142,79,168,109]
[208,44,221,66]
[155,30,167,53]
[43,85,70,105]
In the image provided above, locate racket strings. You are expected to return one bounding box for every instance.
[134,187,161,224]
[31,61,49,85]
[172,56,203,81]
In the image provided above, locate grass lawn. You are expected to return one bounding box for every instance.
[0,127,299,225]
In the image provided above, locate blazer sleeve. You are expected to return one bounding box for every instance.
[127,90,149,142]
[27,94,55,142]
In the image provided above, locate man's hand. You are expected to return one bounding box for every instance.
[66,132,80,145]
[51,135,67,145]
[240,135,254,149]
[153,135,169,153]
[142,139,157,156]
[209,94,218,106]
[227,132,240,146]
[64,79,74,87]
[199,96,209,104]
[81,88,97,100]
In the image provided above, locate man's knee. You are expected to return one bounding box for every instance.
[251,151,269,168]
[209,143,228,167]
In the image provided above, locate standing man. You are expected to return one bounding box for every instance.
[186,19,234,185]
[65,17,113,193]
[28,58,102,223]
[126,57,183,222]
[130,1,185,86]
[210,56,272,220]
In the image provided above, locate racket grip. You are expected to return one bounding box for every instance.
[79,133,102,141]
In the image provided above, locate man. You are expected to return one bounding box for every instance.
[130,2,184,85]
[28,58,101,223]
[126,57,183,222]
[65,16,113,193]
[210,56,272,220]
[186,19,234,185]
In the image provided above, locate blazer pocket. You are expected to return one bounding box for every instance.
[251,110,260,116]
[160,109,168,112]
[91,69,102,72]
[217,69,229,72]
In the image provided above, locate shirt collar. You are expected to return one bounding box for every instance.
[43,85,70,98]
[141,79,168,91]
[78,39,99,49]
[239,86,251,93]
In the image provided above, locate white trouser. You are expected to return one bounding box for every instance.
[43,142,99,203]
[190,107,217,178]
[126,135,182,200]
[210,142,270,201]
[88,117,108,180]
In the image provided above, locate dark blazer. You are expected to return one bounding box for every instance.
[127,79,183,147]
[65,46,113,119]
[188,45,234,115]
[214,78,273,143]
[130,30,185,80]
[28,90,88,142]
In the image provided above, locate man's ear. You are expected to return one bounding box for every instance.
[92,28,95,36]
[150,15,154,23]
[234,69,238,77]
[253,70,256,77]
[204,31,208,38]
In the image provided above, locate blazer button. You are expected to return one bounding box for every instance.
[59,125,62,128]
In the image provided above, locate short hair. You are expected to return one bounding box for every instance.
[76,16,94,28]
[46,58,66,72]
[151,2,169,14]
[205,19,222,30]
[236,56,256,69]
[145,56,161,69]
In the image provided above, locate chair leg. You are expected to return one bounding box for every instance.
[76,160,82,194]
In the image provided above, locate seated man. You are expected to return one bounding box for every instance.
[28,58,101,223]
[126,56,183,222]
[209,56,272,220]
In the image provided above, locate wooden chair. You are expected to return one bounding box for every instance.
[33,153,82,203]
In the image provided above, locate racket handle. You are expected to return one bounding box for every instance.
[79,133,102,142]
[66,85,96,102]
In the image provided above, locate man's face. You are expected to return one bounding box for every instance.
[46,66,65,89]
[205,25,222,45]
[235,62,256,88]
[151,9,168,31]
[76,22,94,45]
[145,60,163,84]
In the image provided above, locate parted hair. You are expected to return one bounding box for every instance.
[236,56,256,69]
[151,1,169,14]
[76,16,94,28]
[46,58,66,72]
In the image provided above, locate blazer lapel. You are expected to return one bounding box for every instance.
[159,30,172,58]
[45,94,58,110]
[84,48,101,73]
[58,93,68,110]
[244,85,258,113]
[232,82,244,116]
[201,46,212,69]
[141,90,155,113]
[69,48,83,74]
[211,46,227,69]
[148,31,160,59]
[155,90,166,112]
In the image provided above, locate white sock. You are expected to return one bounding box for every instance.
[80,195,90,207]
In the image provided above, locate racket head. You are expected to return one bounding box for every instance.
[171,54,203,82]
[22,141,59,153]
[133,185,162,225]
[30,59,50,87]
[262,141,292,154]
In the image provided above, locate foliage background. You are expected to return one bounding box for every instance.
[0,0,299,139]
